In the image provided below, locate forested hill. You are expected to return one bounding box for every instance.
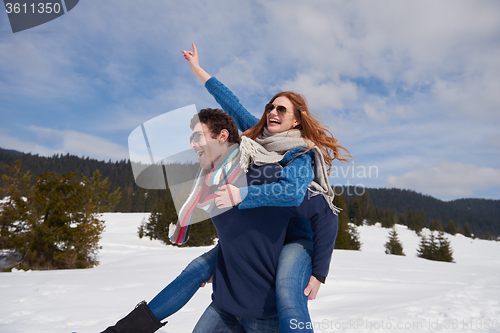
[0,148,141,212]
[341,187,500,240]
[1,148,499,239]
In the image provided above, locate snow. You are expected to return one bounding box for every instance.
[1,214,499,333]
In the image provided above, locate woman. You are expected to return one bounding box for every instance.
[182,43,351,332]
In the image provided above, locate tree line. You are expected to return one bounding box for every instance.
[1,148,498,248]
[2,147,488,269]
[340,186,498,240]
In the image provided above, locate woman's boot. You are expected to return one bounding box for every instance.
[101,301,167,333]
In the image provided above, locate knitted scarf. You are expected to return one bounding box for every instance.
[169,144,244,245]
[239,127,338,214]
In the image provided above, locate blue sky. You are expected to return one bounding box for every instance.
[1,0,499,201]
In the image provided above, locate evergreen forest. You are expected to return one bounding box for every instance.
[1,148,499,244]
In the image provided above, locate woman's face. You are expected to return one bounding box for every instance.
[266,96,300,133]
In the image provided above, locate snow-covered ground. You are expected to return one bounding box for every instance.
[1,213,499,333]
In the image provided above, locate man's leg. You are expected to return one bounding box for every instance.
[193,302,246,333]
[147,245,218,321]
[240,315,280,333]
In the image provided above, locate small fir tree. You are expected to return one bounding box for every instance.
[0,161,120,270]
[417,231,454,263]
[385,228,405,255]
[141,190,217,247]
[436,232,454,262]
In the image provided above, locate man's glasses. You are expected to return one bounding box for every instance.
[265,103,289,115]
[190,131,212,144]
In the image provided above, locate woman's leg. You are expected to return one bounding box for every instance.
[147,245,218,321]
[276,238,314,333]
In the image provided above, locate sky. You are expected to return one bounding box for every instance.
[1,0,499,201]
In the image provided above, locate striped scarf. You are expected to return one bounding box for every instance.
[169,144,243,245]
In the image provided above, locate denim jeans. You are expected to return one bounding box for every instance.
[192,302,280,333]
[147,238,315,331]
[276,238,314,333]
[147,245,218,320]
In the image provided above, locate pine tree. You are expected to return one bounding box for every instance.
[348,198,363,226]
[444,220,457,235]
[429,218,442,231]
[333,193,361,250]
[408,208,426,233]
[0,161,120,270]
[462,222,472,238]
[436,232,454,262]
[381,207,395,228]
[142,191,178,242]
[417,231,454,263]
[359,190,373,224]
[398,213,407,226]
[141,189,218,247]
[385,228,405,255]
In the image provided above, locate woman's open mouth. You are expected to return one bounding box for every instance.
[268,117,281,126]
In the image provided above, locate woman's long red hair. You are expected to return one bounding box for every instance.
[241,91,352,174]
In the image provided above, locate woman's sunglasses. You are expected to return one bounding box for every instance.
[265,103,288,115]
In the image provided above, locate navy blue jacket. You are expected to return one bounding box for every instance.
[210,163,337,318]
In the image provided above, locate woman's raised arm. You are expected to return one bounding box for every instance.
[182,43,211,83]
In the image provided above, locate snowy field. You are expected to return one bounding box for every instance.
[1,213,499,333]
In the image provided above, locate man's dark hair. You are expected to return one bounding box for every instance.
[190,108,241,144]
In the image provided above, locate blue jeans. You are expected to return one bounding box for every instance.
[276,238,314,333]
[192,302,280,333]
[147,239,315,332]
[148,246,218,319]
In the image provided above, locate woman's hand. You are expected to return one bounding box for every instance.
[181,42,200,68]
[304,275,321,300]
[201,275,213,287]
[181,43,211,83]
[214,184,242,208]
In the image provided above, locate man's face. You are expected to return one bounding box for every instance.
[190,122,225,170]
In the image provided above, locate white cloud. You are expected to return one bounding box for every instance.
[280,72,358,111]
[258,0,500,117]
[386,162,500,200]
[216,57,261,91]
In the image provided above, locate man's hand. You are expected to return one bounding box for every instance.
[304,275,321,300]
[214,184,242,208]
